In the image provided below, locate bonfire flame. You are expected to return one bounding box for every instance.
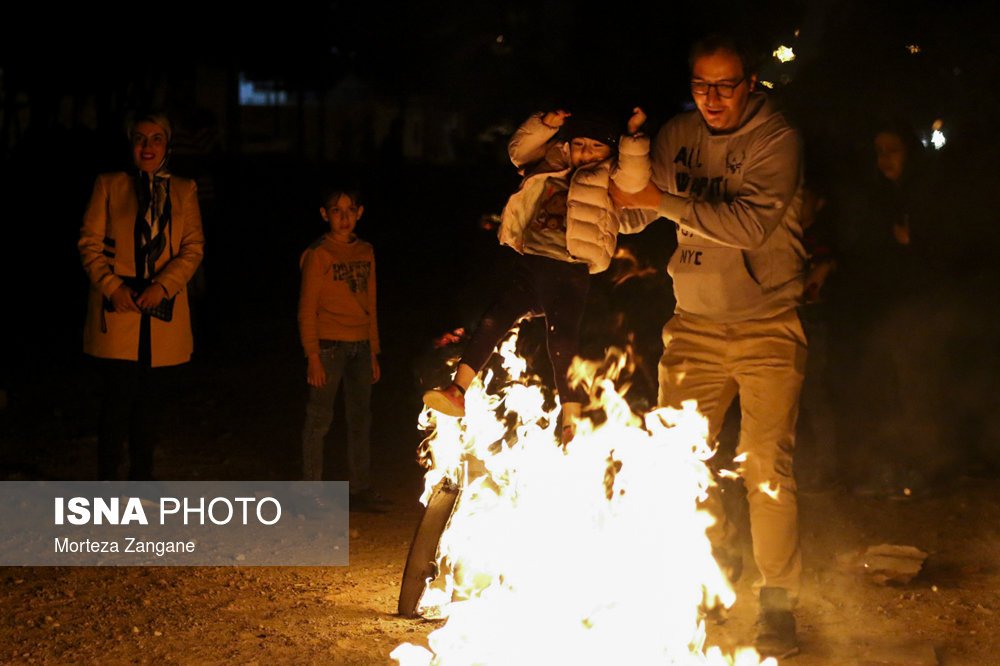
[396,330,772,665]
[609,246,662,286]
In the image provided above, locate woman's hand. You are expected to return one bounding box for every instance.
[627,107,647,135]
[135,282,168,309]
[307,354,327,388]
[371,353,381,384]
[110,284,141,313]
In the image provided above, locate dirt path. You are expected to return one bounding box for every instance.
[3,462,999,665]
[2,315,998,664]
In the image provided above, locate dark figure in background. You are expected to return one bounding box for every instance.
[79,112,205,480]
[833,120,949,498]
[796,180,840,492]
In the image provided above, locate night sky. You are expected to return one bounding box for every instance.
[6,1,997,118]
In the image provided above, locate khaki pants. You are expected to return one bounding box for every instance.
[659,310,807,598]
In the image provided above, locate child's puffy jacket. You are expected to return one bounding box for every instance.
[498,113,649,274]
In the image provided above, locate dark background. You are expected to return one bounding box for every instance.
[2,0,999,484]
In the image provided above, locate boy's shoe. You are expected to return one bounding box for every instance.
[755,587,800,659]
[423,384,466,417]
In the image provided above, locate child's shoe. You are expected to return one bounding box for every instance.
[561,422,576,445]
[423,384,466,417]
[560,402,582,445]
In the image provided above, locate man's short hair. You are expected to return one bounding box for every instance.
[688,33,756,78]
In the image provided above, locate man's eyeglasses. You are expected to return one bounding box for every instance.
[690,78,745,99]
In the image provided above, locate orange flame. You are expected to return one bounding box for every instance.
[758,481,782,502]
[608,246,662,286]
[395,335,771,665]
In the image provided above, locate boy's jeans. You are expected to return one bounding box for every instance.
[301,340,372,492]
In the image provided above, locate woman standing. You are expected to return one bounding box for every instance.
[79,112,205,480]
[834,120,943,497]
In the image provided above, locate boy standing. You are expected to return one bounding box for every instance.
[298,187,384,509]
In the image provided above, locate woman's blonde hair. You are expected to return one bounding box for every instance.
[126,111,172,143]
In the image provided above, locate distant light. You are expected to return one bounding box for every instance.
[932,118,943,131]
[931,128,946,150]
[238,73,289,107]
[906,44,921,54]
[496,35,504,43]
[794,28,800,38]
[773,45,796,63]
[760,80,775,89]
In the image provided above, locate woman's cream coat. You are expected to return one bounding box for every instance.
[79,172,205,366]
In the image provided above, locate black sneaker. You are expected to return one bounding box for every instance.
[755,587,800,659]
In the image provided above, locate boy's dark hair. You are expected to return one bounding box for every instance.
[689,33,756,78]
[320,185,363,208]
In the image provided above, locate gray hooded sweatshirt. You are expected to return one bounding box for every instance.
[621,93,805,323]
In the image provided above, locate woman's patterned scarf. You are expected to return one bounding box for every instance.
[133,169,172,279]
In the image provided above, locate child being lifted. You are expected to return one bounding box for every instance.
[423,106,649,443]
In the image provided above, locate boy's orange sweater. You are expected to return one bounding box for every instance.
[298,233,379,356]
